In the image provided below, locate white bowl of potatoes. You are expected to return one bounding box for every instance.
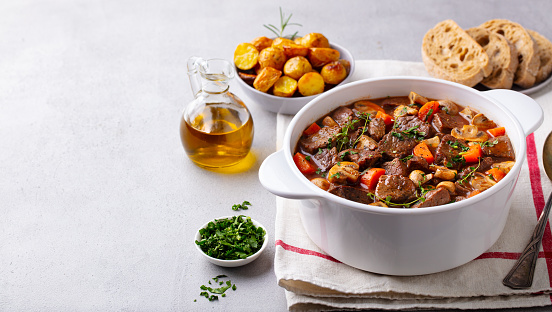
[234,33,355,115]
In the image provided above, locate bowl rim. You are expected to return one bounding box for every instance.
[234,42,356,102]
[282,76,527,215]
[194,215,268,263]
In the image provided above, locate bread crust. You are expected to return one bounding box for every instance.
[527,29,552,84]
[479,19,539,88]
[422,20,491,87]
[466,27,518,89]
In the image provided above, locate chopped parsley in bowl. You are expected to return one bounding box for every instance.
[194,215,268,267]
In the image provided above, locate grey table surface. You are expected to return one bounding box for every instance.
[1,0,551,311]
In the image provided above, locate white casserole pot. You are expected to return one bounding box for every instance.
[259,77,543,276]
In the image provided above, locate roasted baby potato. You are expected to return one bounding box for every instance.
[308,48,340,68]
[272,37,296,48]
[234,43,260,70]
[282,43,309,58]
[273,76,298,97]
[253,67,282,93]
[238,72,257,86]
[250,36,273,52]
[258,47,286,70]
[283,56,313,80]
[297,33,330,48]
[321,61,347,85]
[339,59,351,74]
[298,72,325,96]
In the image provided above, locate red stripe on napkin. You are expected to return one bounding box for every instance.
[526,133,552,301]
[475,251,552,260]
[275,239,341,263]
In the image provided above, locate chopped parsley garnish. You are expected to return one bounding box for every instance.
[305,155,311,161]
[231,201,251,211]
[479,139,499,147]
[197,275,237,302]
[401,155,414,162]
[195,215,266,260]
[330,172,341,179]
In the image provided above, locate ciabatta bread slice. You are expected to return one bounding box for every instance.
[479,19,539,88]
[422,20,492,87]
[466,27,518,89]
[527,29,552,84]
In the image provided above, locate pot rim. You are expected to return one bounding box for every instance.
[282,76,530,215]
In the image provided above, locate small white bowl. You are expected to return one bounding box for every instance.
[234,42,355,115]
[194,216,268,267]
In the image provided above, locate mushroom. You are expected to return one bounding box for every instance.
[432,166,457,180]
[322,116,338,127]
[451,125,489,142]
[436,181,456,194]
[310,178,330,191]
[422,136,440,149]
[393,105,418,118]
[409,91,428,105]
[471,113,497,130]
[369,201,388,207]
[459,106,477,121]
[470,172,496,191]
[409,170,433,186]
[355,135,378,150]
[437,100,459,115]
[492,161,515,174]
[327,161,360,184]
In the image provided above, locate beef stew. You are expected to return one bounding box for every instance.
[293,92,515,208]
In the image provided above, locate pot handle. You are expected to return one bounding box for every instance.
[259,149,317,199]
[483,89,544,136]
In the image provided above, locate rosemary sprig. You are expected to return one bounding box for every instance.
[263,7,302,39]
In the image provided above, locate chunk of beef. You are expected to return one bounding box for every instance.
[382,158,408,176]
[457,157,494,180]
[482,136,515,160]
[375,175,417,203]
[406,155,429,172]
[338,149,382,170]
[312,147,338,172]
[299,126,340,154]
[328,185,373,205]
[357,149,382,170]
[381,96,410,108]
[332,106,354,126]
[369,118,386,141]
[432,111,468,133]
[413,187,451,208]
[377,131,418,160]
[434,134,469,170]
[393,115,433,139]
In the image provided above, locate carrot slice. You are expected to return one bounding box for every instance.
[487,127,505,137]
[360,168,386,190]
[413,142,434,164]
[353,100,385,115]
[293,152,318,175]
[374,111,394,126]
[468,189,481,198]
[418,101,440,122]
[485,167,506,182]
[461,144,482,163]
[303,122,321,136]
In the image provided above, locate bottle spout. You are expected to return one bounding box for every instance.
[187,57,207,98]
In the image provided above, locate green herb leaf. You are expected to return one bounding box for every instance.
[196,215,265,260]
[231,201,251,211]
[263,7,302,39]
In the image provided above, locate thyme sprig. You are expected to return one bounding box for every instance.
[264,7,302,39]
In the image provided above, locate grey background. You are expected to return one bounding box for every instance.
[0,0,551,311]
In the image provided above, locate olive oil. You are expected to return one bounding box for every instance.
[180,102,254,168]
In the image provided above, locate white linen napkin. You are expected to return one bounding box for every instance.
[274,60,552,311]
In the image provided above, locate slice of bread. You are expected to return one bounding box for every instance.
[479,19,539,88]
[527,29,552,84]
[422,20,492,87]
[466,27,518,89]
